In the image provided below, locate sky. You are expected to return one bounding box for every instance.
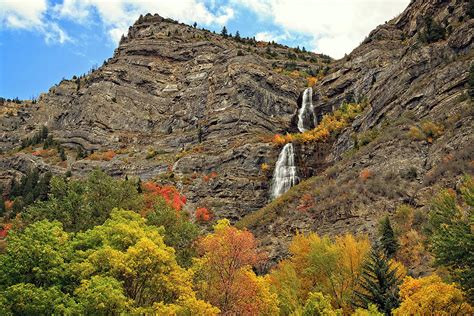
[0,0,410,100]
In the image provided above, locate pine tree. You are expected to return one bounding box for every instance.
[193,22,197,28]
[235,30,241,41]
[59,147,67,161]
[10,179,21,197]
[379,216,398,258]
[221,26,228,37]
[353,245,402,315]
[0,195,5,217]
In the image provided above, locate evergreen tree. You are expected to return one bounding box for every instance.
[0,195,5,217]
[353,245,402,315]
[10,179,21,197]
[40,126,48,140]
[427,178,474,301]
[221,26,228,37]
[235,30,241,41]
[379,216,398,258]
[76,147,85,159]
[59,147,67,161]
[193,22,197,28]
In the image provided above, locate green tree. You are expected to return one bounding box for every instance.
[469,64,474,100]
[71,209,215,313]
[0,196,5,217]
[379,216,398,258]
[146,198,199,267]
[0,220,72,288]
[1,283,77,315]
[302,292,342,316]
[353,246,402,315]
[221,26,228,37]
[23,170,144,231]
[235,30,241,41]
[427,177,474,301]
[420,17,445,43]
[59,147,67,161]
[75,275,131,314]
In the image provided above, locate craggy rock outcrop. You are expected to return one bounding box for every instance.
[241,0,474,265]
[0,14,327,220]
[1,0,472,266]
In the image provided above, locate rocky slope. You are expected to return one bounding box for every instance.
[0,14,328,221]
[239,0,474,265]
[1,0,472,264]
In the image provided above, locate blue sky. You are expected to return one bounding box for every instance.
[0,0,409,100]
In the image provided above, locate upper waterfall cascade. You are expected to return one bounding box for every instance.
[297,87,316,132]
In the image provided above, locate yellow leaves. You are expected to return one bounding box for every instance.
[271,232,370,314]
[307,76,318,87]
[408,121,444,143]
[394,275,473,316]
[271,101,367,146]
[260,163,270,172]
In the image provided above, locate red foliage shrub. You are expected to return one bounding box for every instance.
[359,168,373,181]
[196,207,213,222]
[142,181,187,211]
[0,223,12,239]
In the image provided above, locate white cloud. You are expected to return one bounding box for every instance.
[54,0,235,44]
[233,0,410,58]
[255,31,289,42]
[0,0,71,44]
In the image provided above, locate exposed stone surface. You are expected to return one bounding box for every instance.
[0,14,327,220]
[241,0,474,265]
[0,0,472,266]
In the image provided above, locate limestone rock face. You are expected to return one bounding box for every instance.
[0,0,472,265]
[243,0,474,265]
[0,14,326,220]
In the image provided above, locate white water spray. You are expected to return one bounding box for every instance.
[270,143,299,199]
[297,87,315,132]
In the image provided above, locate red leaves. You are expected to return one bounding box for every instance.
[195,207,212,222]
[142,181,186,211]
[0,223,12,239]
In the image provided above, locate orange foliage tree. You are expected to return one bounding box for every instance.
[394,274,473,315]
[193,219,278,315]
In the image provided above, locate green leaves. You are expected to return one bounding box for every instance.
[0,220,72,288]
[23,170,144,232]
[428,177,474,301]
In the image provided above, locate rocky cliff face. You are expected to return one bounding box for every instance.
[239,0,474,265]
[1,0,472,263]
[0,14,328,221]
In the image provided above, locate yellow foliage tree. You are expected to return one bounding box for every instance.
[394,274,473,315]
[269,233,370,314]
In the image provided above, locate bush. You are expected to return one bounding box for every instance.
[420,17,445,43]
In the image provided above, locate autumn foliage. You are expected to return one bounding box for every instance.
[193,219,278,315]
[272,101,367,146]
[0,223,12,238]
[394,275,473,315]
[142,181,187,211]
[195,207,212,222]
[87,150,116,161]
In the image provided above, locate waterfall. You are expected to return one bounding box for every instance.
[297,87,315,132]
[270,143,299,199]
